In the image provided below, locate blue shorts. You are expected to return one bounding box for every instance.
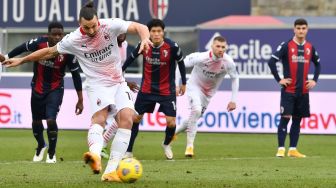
[31,88,64,120]
[135,92,176,117]
[280,90,310,117]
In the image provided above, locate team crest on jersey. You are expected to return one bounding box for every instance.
[97,98,101,106]
[104,32,111,41]
[291,48,295,53]
[149,0,169,20]
[306,48,311,55]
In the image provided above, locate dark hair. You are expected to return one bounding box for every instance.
[294,18,308,26]
[48,22,63,33]
[79,1,97,21]
[147,19,165,31]
[213,36,226,43]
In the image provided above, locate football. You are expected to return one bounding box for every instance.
[116,158,143,183]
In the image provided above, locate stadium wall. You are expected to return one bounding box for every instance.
[1,73,335,134]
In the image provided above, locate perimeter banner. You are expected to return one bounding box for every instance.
[1,89,335,134]
[0,0,250,27]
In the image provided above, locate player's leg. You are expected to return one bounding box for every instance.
[84,107,108,174]
[126,92,155,155]
[125,114,144,157]
[31,92,47,162]
[184,91,205,157]
[101,116,118,159]
[276,90,294,157]
[288,94,310,158]
[102,82,135,182]
[158,95,177,160]
[44,88,63,163]
[84,86,116,174]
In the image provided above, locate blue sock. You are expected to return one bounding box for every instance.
[277,117,290,147]
[289,117,302,148]
[127,122,140,152]
[32,121,45,149]
[47,120,58,158]
[164,126,176,145]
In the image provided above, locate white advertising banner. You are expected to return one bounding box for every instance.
[0,89,335,134]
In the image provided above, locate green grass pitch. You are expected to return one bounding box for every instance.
[0,129,335,188]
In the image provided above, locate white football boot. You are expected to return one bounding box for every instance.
[162,143,173,160]
[46,154,56,163]
[33,145,47,162]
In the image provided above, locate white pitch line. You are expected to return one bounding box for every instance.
[0,156,321,165]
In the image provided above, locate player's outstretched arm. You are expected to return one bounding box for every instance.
[2,46,59,68]
[127,22,152,54]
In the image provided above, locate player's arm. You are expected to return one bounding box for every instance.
[122,42,141,71]
[127,22,152,54]
[0,37,40,62]
[68,56,84,115]
[173,43,187,96]
[268,42,291,87]
[306,47,321,89]
[2,46,59,68]
[227,61,239,112]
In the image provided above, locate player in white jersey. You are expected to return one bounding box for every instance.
[101,33,139,159]
[175,36,239,157]
[2,1,151,183]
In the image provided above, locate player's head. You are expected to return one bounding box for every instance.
[211,36,227,59]
[79,1,99,37]
[294,18,308,42]
[48,22,64,47]
[147,19,165,46]
[117,33,126,47]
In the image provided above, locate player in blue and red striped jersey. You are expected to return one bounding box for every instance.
[268,18,321,158]
[0,22,83,163]
[122,19,187,160]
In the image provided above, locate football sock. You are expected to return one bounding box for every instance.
[104,128,131,174]
[186,109,202,148]
[46,120,58,158]
[176,120,188,134]
[87,124,104,156]
[277,117,290,147]
[126,122,140,152]
[289,117,302,148]
[103,118,118,148]
[32,121,45,152]
[164,126,176,145]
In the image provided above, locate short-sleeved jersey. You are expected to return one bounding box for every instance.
[184,51,238,98]
[26,36,79,96]
[57,18,131,87]
[271,39,320,94]
[131,38,183,96]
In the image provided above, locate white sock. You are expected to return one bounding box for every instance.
[186,110,202,148]
[104,128,131,174]
[87,124,104,156]
[103,119,118,148]
[289,147,296,150]
[278,147,285,150]
[176,120,188,134]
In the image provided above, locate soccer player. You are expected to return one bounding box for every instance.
[101,33,139,159]
[122,19,187,160]
[2,1,151,182]
[268,18,321,158]
[175,36,239,157]
[0,22,83,163]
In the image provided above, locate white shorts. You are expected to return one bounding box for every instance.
[187,85,210,114]
[86,82,135,118]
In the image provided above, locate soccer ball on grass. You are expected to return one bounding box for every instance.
[117,158,143,183]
